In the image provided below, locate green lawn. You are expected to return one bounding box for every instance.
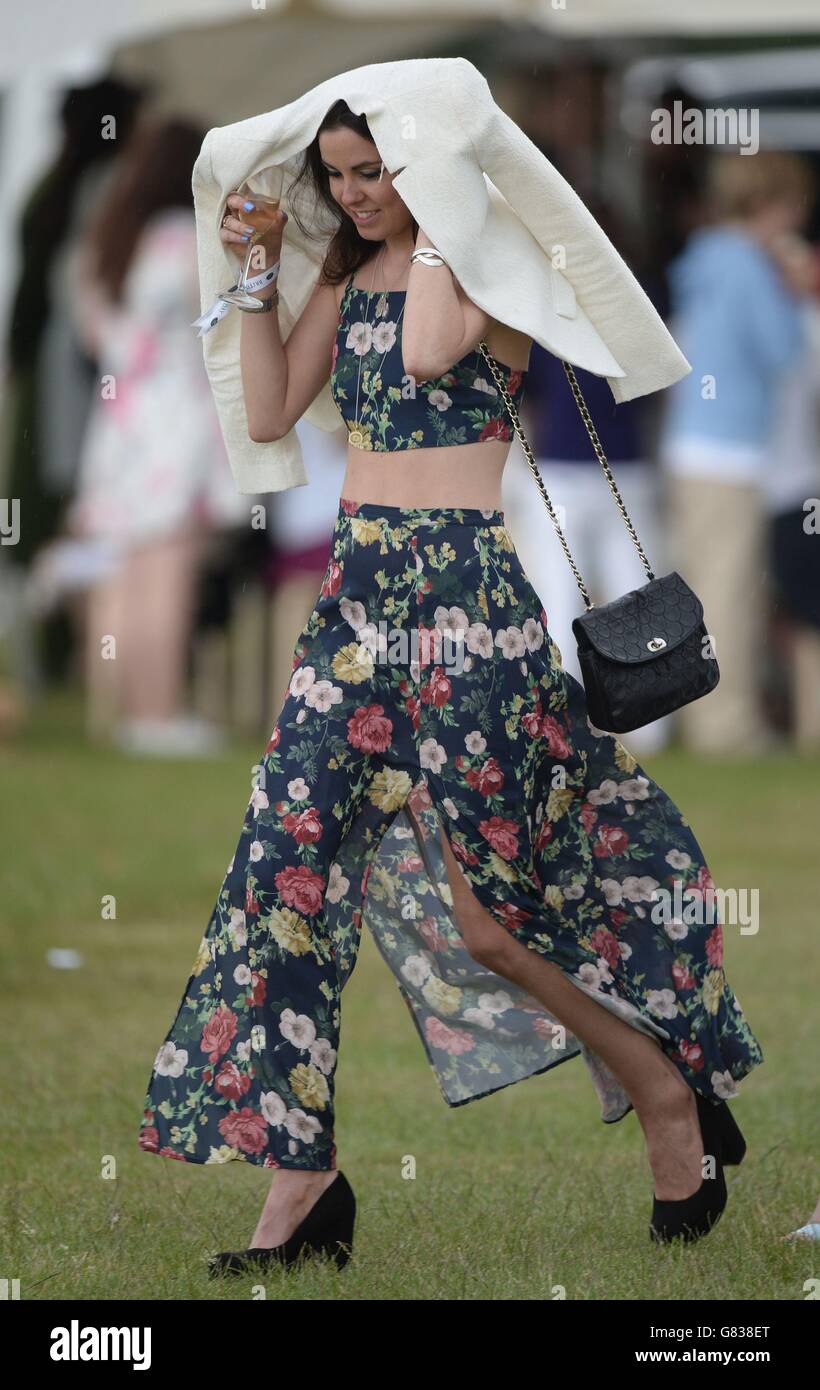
[2,692,818,1301]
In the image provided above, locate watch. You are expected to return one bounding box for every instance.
[237,286,279,313]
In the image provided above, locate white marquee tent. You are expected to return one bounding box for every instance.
[3,0,820,343]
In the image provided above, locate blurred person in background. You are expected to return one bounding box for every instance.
[659,150,815,755]
[265,417,347,706]
[503,75,673,755]
[511,60,608,212]
[3,76,145,576]
[641,83,711,306]
[60,116,254,756]
[0,75,144,719]
[504,346,673,756]
[764,237,820,749]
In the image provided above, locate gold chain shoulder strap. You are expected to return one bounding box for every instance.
[477,342,656,611]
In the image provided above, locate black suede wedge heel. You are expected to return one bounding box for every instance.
[207,1170,356,1278]
[649,1091,734,1246]
[711,1097,747,1166]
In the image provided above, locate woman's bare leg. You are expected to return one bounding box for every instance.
[119,531,207,720]
[83,574,126,739]
[249,1170,339,1248]
[436,823,705,1203]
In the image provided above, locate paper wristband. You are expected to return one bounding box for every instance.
[191,261,281,337]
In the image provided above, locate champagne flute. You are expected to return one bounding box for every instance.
[219,172,285,311]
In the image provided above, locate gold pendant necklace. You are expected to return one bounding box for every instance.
[348,246,411,448]
[348,248,383,447]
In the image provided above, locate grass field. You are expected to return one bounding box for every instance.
[2,691,818,1301]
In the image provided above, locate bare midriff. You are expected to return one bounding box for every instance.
[341,437,516,510]
[336,274,531,511]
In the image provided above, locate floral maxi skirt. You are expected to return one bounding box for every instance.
[139,498,764,1168]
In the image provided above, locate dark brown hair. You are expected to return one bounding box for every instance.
[84,115,206,302]
[287,99,418,286]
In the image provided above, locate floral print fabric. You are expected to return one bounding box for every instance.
[139,499,764,1169]
[329,280,526,450]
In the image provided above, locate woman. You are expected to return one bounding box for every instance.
[63,117,252,753]
[138,95,764,1269]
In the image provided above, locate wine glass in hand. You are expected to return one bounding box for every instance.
[219,174,287,311]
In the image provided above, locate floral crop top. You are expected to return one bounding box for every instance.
[330,271,527,451]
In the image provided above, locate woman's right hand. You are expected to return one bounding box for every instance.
[219,190,288,267]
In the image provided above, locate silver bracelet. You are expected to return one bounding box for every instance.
[236,286,278,313]
[192,262,281,335]
[410,247,447,267]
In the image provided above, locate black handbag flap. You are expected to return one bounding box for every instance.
[572,572,705,665]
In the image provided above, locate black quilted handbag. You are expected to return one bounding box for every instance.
[477,343,720,734]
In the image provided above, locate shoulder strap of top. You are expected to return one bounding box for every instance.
[335,270,356,331]
[338,269,356,304]
[340,269,357,311]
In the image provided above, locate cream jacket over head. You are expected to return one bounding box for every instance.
[193,56,691,494]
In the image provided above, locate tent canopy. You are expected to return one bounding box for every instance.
[8,0,820,87]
